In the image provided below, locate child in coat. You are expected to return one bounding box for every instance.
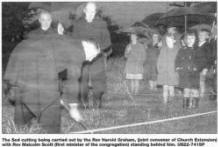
[197,29,211,98]
[175,31,200,108]
[125,33,146,94]
[145,31,161,90]
[157,27,181,103]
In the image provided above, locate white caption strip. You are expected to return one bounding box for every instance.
[71,110,217,134]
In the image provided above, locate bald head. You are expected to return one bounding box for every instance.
[38,11,52,31]
[84,2,97,23]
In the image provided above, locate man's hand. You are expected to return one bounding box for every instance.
[57,23,64,35]
[60,99,83,122]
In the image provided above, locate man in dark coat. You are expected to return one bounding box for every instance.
[71,2,111,108]
[4,11,85,133]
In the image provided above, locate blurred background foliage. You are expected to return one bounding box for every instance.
[2,2,216,71]
[2,2,30,72]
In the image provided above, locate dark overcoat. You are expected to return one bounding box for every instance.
[72,18,111,50]
[71,17,111,108]
[4,28,85,132]
[194,42,211,72]
[175,47,200,89]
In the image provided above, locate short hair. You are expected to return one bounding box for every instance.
[199,29,211,35]
[183,30,198,46]
[167,26,177,32]
[84,2,97,11]
[200,28,210,33]
[38,10,52,20]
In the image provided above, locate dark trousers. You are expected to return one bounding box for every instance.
[79,54,106,108]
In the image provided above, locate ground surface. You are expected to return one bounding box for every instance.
[2,57,217,134]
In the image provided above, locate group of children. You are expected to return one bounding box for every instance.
[124,26,216,109]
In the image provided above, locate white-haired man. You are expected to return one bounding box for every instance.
[72,2,111,109]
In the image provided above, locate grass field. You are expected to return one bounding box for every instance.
[2,57,217,134]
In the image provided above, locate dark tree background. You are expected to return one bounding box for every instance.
[2,2,30,42]
[2,2,129,73]
[3,2,215,72]
[2,2,30,72]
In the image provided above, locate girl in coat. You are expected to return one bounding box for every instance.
[175,31,200,108]
[157,27,181,103]
[125,33,146,94]
[145,31,161,90]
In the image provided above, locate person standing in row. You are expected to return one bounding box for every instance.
[72,2,111,108]
[124,32,146,94]
[157,27,181,103]
[207,27,217,100]
[144,30,161,91]
[175,31,200,108]
[197,29,212,98]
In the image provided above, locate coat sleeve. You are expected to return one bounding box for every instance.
[175,49,182,69]
[157,46,164,73]
[194,48,208,72]
[100,22,111,50]
[124,44,131,58]
[142,44,147,62]
[205,42,215,69]
[4,41,29,86]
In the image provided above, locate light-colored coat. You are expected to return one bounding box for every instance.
[125,43,146,76]
[157,35,180,86]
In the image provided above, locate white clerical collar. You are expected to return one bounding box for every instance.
[198,41,206,47]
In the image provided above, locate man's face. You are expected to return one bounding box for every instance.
[39,12,52,31]
[199,31,209,42]
[186,35,196,47]
[84,3,96,23]
[131,34,137,44]
[152,34,159,44]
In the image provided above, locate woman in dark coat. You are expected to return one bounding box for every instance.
[145,31,161,90]
[175,31,200,108]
